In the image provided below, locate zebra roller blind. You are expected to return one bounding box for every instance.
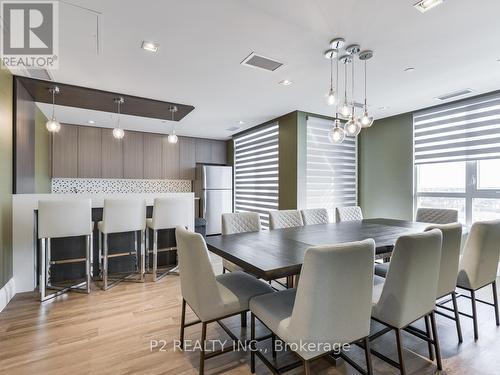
[414,92,500,164]
[306,116,357,219]
[233,122,279,229]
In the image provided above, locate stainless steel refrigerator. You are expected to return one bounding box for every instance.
[195,165,233,235]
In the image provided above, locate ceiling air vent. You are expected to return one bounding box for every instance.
[241,52,283,72]
[25,68,53,81]
[436,88,474,101]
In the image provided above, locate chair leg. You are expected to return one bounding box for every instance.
[98,231,102,278]
[250,313,256,373]
[39,238,46,301]
[241,311,247,328]
[103,233,108,290]
[364,337,373,375]
[86,234,91,294]
[471,290,479,341]
[145,228,149,273]
[303,359,311,375]
[140,230,145,282]
[430,312,443,370]
[451,292,463,343]
[153,229,158,282]
[395,328,406,375]
[424,315,434,361]
[180,299,186,350]
[271,334,277,359]
[222,267,226,274]
[199,322,207,375]
[492,281,500,326]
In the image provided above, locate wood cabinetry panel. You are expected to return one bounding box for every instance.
[143,133,162,179]
[52,124,78,178]
[101,129,123,178]
[123,131,144,179]
[162,136,180,179]
[211,140,227,165]
[179,137,196,180]
[78,126,102,178]
[195,138,211,163]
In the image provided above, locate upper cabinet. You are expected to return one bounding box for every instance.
[77,126,102,178]
[52,124,78,178]
[123,131,144,179]
[51,124,226,180]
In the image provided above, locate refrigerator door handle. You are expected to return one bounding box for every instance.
[202,191,207,219]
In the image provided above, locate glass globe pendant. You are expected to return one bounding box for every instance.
[345,115,361,137]
[112,127,125,139]
[328,119,345,144]
[325,52,336,106]
[359,50,375,128]
[46,87,61,133]
[112,97,125,139]
[168,129,178,144]
[360,110,374,128]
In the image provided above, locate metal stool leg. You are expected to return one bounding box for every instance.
[145,228,150,273]
[153,229,158,282]
[140,229,145,282]
[86,234,91,294]
[39,238,46,302]
[98,231,102,278]
[103,233,109,290]
[46,238,51,288]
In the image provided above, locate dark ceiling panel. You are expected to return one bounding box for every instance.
[15,76,194,122]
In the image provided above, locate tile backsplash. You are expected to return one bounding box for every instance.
[51,178,192,194]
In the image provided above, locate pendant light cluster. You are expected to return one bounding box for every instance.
[167,106,179,144]
[46,86,61,132]
[324,38,374,144]
[112,97,125,139]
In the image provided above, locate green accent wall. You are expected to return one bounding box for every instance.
[358,113,414,220]
[0,65,13,289]
[277,111,299,210]
[34,107,51,193]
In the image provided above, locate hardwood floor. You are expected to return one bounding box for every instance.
[1,276,500,375]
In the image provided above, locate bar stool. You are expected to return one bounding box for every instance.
[97,199,146,290]
[146,197,192,281]
[38,199,93,302]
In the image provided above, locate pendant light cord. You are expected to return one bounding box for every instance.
[351,58,355,111]
[51,90,55,119]
[364,60,368,108]
[117,100,121,129]
[335,52,340,119]
[330,57,333,91]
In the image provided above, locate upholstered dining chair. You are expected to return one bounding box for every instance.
[335,206,363,222]
[371,229,443,375]
[300,208,329,225]
[454,220,500,340]
[175,226,273,375]
[250,239,375,375]
[221,212,261,274]
[269,210,304,230]
[416,207,458,224]
[375,223,464,342]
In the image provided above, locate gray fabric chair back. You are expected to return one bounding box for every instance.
[300,208,329,225]
[335,206,363,222]
[222,212,261,235]
[416,208,458,224]
[269,210,304,230]
[425,223,462,298]
[175,226,222,320]
[288,239,375,344]
[373,229,443,328]
[457,220,500,290]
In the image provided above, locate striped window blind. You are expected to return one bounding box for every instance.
[414,92,500,164]
[233,123,279,229]
[306,116,357,220]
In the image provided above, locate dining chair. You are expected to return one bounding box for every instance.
[268,210,303,230]
[335,206,363,222]
[371,229,443,375]
[375,223,464,342]
[221,212,261,274]
[453,220,500,340]
[416,207,458,224]
[300,208,329,225]
[175,226,273,375]
[250,239,375,375]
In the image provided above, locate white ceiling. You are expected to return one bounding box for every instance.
[27,0,500,139]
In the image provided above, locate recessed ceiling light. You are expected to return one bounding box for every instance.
[279,79,293,86]
[414,0,443,13]
[88,120,95,124]
[238,120,245,125]
[378,106,388,111]
[404,67,416,72]
[227,126,240,132]
[141,41,159,53]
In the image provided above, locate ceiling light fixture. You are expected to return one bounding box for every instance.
[238,120,245,125]
[328,41,345,144]
[324,46,340,106]
[279,79,293,86]
[359,50,375,128]
[88,120,95,124]
[141,40,159,53]
[46,86,61,133]
[112,97,125,139]
[339,54,352,118]
[345,45,361,137]
[414,0,444,13]
[167,106,179,144]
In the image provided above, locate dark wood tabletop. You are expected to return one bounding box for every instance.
[205,218,430,280]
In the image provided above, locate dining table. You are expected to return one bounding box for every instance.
[205,218,430,283]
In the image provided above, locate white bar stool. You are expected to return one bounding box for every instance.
[97,199,146,290]
[146,198,191,281]
[37,199,93,302]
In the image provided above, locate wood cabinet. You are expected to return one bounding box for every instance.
[211,140,227,165]
[143,133,162,179]
[195,138,211,163]
[52,124,78,177]
[179,137,196,180]
[77,126,102,178]
[101,129,123,178]
[162,136,180,179]
[123,131,144,179]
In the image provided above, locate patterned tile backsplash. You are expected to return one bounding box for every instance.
[52,178,192,194]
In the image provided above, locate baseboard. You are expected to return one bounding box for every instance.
[0,278,16,313]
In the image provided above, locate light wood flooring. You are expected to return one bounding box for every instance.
[1,276,500,375]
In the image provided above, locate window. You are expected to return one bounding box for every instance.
[233,123,279,229]
[414,92,500,225]
[305,116,357,221]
